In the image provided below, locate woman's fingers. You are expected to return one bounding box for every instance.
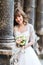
[22,45,28,49]
[16,38,22,44]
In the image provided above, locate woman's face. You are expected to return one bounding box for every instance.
[15,15,23,25]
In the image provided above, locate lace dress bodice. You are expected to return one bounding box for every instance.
[14,24,36,45]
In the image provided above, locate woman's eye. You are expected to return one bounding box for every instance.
[18,16,20,17]
[18,15,21,17]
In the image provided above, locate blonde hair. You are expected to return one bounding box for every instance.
[14,8,28,26]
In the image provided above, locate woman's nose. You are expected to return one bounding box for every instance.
[17,18,20,21]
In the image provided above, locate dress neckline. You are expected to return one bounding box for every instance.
[16,30,28,34]
[16,24,29,34]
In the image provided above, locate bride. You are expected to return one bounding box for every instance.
[14,8,41,65]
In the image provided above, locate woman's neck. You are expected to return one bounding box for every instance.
[17,23,27,33]
[18,23,24,28]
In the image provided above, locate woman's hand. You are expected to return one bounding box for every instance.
[22,45,28,49]
[22,41,34,49]
[16,38,22,44]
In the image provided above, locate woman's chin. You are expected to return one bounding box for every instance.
[19,23,23,25]
[18,21,23,25]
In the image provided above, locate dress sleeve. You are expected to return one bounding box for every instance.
[29,24,36,43]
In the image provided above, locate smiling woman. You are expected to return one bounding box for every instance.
[14,8,28,26]
[14,8,42,65]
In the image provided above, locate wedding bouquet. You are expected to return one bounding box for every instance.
[16,35,26,47]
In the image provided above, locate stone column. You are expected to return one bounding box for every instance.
[36,0,43,47]
[36,0,43,35]
[0,0,14,47]
[24,0,36,27]
[14,0,24,10]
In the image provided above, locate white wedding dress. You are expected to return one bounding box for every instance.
[14,24,41,65]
